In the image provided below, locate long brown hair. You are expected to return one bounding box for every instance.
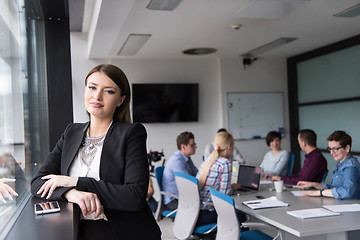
[85,64,131,123]
[198,131,234,189]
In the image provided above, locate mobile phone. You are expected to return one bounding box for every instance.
[34,201,60,215]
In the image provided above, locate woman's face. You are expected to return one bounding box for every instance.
[328,140,349,163]
[84,72,125,120]
[270,137,281,151]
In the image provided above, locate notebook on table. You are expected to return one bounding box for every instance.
[235,164,261,194]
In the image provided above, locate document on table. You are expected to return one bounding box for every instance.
[243,196,289,210]
[291,189,318,197]
[291,191,306,197]
[287,208,340,219]
[323,204,360,212]
[260,180,273,184]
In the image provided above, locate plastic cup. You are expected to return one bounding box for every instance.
[274,180,284,193]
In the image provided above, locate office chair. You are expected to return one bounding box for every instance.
[286,153,295,176]
[322,169,329,183]
[173,171,217,239]
[209,187,282,240]
[153,166,178,221]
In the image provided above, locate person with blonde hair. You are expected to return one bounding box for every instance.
[204,128,245,164]
[196,131,245,226]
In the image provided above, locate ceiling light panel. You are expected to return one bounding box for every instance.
[242,37,298,57]
[233,0,309,19]
[147,0,183,11]
[334,3,360,18]
[118,34,151,56]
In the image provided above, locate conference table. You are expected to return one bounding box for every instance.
[233,183,360,240]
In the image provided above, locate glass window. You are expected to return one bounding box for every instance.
[297,44,360,104]
[0,0,48,237]
[298,101,360,152]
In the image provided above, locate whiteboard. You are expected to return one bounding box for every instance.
[227,92,284,140]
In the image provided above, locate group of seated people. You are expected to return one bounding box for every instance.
[159,130,246,227]
[262,129,360,199]
[152,128,360,228]
[261,129,328,185]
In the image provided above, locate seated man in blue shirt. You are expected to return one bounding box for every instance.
[298,130,360,199]
[162,131,198,211]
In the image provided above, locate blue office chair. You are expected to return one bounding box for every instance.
[209,187,282,240]
[286,152,295,176]
[322,169,329,183]
[153,166,178,221]
[173,172,217,239]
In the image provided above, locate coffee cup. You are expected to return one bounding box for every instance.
[274,180,284,193]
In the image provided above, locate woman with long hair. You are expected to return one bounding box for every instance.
[196,131,245,226]
[31,64,161,240]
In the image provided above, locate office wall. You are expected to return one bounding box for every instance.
[70,32,290,168]
[220,58,290,165]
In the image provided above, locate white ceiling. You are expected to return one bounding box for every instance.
[71,0,360,59]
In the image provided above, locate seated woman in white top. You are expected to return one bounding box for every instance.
[260,131,290,176]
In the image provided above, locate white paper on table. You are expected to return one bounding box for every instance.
[323,204,360,212]
[260,180,273,184]
[291,191,306,197]
[287,208,341,219]
[243,196,289,210]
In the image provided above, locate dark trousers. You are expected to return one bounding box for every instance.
[78,219,118,240]
[165,199,178,211]
[147,196,158,213]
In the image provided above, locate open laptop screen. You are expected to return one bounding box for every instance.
[237,165,261,190]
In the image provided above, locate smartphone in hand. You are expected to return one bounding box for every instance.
[34,201,60,215]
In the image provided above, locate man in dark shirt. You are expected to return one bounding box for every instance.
[267,129,327,185]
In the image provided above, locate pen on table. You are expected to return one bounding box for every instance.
[247,202,261,204]
[265,175,272,180]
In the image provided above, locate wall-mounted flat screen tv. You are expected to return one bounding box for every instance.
[132,83,198,123]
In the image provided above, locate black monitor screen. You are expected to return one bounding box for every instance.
[132,83,198,123]
[237,165,261,190]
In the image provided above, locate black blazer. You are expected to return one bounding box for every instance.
[31,121,161,239]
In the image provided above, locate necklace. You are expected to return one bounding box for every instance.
[80,133,106,170]
[79,121,113,176]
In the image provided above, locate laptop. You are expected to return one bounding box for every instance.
[235,164,261,194]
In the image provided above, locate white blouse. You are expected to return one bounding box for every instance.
[69,123,112,221]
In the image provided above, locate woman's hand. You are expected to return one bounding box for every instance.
[147,184,154,200]
[297,181,324,189]
[299,190,321,197]
[267,175,281,181]
[37,174,78,199]
[0,178,18,203]
[65,189,102,219]
[297,181,314,189]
